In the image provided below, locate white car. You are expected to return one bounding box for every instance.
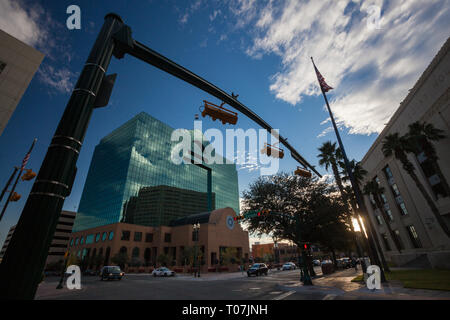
[152,267,175,277]
[282,262,297,270]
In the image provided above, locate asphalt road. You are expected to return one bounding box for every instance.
[35,268,321,300]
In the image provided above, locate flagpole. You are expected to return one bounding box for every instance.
[0,167,19,204]
[311,57,387,281]
[0,138,37,223]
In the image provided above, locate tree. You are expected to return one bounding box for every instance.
[220,247,238,266]
[241,173,354,262]
[363,181,402,253]
[407,121,450,196]
[111,252,129,269]
[156,253,171,267]
[318,141,345,195]
[382,133,450,238]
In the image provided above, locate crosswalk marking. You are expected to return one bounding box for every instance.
[273,290,295,300]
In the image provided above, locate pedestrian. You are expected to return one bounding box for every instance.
[352,257,358,271]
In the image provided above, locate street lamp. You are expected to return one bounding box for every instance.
[193,223,201,277]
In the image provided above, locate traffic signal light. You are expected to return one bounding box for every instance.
[295,167,312,178]
[257,210,270,217]
[9,192,21,202]
[201,100,238,125]
[261,143,284,159]
[21,169,37,181]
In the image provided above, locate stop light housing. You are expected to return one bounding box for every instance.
[201,100,238,125]
[261,143,284,159]
[295,167,312,178]
[9,192,21,202]
[21,169,37,181]
[234,215,245,222]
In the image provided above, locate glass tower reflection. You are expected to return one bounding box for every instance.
[73,112,239,232]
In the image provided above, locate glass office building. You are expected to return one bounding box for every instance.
[73,112,239,232]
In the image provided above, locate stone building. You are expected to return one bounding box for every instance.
[360,37,450,268]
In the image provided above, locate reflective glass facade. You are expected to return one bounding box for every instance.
[73,112,239,232]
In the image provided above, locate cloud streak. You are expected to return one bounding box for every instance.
[229,0,450,135]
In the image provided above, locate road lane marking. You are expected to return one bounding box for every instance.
[323,294,337,300]
[273,290,295,300]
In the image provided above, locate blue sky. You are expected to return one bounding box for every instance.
[0,0,449,247]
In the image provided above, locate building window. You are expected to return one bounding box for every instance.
[386,209,394,221]
[376,216,383,225]
[102,232,107,241]
[192,230,199,242]
[416,151,449,198]
[393,230,405,250]
[80,237,84,245]
[145,233,153,242]
[134,232,142,242]
[164,233,171,243]
[121,231,130,241]
[381,234,391,251]
[75,238,79,246]
[132,247,140,258]
[70,238,74,247]
[95,233,101,242]
[85,234,94,244]
[406,225,422,248]
[398,202,408,216]
[109,231,114,241]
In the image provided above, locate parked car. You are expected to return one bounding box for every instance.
[312,259,321,266]
[100,266,124,281]
[337,258,352,269]
[247,263,268,277]
[282,262,297,270]
[152,267,176,277]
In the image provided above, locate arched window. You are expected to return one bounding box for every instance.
[119,246,127,254]
[102,232,107,241]
[104,247,111,266]
[95,233,100,242]
[132,247,140,258]
[144,248,151,265]
[109,231,114,241]
[99,248,103,256]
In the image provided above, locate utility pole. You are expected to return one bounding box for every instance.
[0,167,19,203]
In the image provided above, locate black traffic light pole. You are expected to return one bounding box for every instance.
[0,14,124,300]
[0,13,319,299]
[0,167,19,204]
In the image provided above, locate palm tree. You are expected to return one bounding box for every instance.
[382,133,450,238]
[363,181,402,253]
[318,142,345,195]
[407,121,450,196]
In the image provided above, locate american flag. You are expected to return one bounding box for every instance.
[21,152,30,170]
[312,58,333,93]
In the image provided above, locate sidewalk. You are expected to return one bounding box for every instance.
[277,268,450,300]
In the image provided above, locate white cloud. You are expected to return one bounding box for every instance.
[0,0,76,94]
[180,0,203,24]
[230,0,450,135]
[0,0,47,47]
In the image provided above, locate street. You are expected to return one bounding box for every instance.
[35,267,450,300]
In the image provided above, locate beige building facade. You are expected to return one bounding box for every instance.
[68,208,250,272]
[0,29,44,136]
[360,37,450,268]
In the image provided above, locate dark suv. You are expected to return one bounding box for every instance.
[247,263,269,277]
[100,266,124,281]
